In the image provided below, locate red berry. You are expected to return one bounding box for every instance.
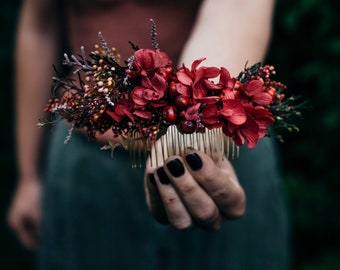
[175,95,191,109]
[168,81,178,96]
[162,106,178,123]
[159,67,173,81]
[234,80,242,89]
[267,87,277,98]
[179,120,197,134]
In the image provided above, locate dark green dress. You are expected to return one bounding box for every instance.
[39,122,290,270]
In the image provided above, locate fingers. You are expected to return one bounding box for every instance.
[144,172,168,224]
[18,218,40,251]
[146,156,222,230]
[184,151,246,219]
[8,211,40,251]
[155,166,194,229]
[145,150,246,230]
[7,179,41,252]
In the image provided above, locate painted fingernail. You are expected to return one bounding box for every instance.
[148,173,156,185]
[185,153,203,171]
[166,158,185,177]
[157,167,171,185]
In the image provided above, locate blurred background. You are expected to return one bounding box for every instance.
[0,0,339,269]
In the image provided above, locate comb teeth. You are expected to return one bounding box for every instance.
[126,126,238,168]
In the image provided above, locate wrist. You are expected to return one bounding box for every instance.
[17,171,42,184]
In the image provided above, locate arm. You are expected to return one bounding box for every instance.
[179,0,274,74]
[8,0,62,251]
[145,0,274,230]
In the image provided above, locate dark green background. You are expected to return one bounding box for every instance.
[1,0,339,269]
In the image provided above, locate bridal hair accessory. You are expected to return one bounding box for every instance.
[39,19,302,167]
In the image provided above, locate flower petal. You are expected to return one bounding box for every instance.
[252,92,273,106]
[134,49,154,70]
[143,88,164,101]
[176,83,191,96]
[219,67,231,85]
[184,103,201,121]
[244,79,263,96]
[106,110,123,123]
[194,67,220,85]
[153,50,172,68]
[134,110,152,120]
[219,99,246,125]
[176,69,193,86]
[191,58,206,72]
[241,117,260,148]
[151,73,167,93]
[131,86,148,106]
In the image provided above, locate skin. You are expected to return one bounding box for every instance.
[145,150,246,230]
[8,0,274,251]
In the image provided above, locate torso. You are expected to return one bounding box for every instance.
[65,0,202,65]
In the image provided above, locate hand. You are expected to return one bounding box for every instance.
[145,150,246,231]
[7,178,42,251]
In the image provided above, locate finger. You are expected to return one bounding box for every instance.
[22,217,39,251]
[12,217,39,251]
[184,150,246,219]
[155,166,193,230]
[7,209,33,249]
[144,171,169,224]
[164,157,221,230]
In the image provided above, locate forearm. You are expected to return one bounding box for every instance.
[179,0,274,75]
[15,0,62,181]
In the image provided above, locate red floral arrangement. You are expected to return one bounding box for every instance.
[40,20,301,166]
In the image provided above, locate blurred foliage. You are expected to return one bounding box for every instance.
[0,0,339,270]
[267,0,340,269]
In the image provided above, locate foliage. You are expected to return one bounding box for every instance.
[266,0,340,269]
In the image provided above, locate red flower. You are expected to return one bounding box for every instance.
[184,103,201,121]
[131,49,173,77]
[219,99,247,125]
[106,99,134,123]
[219,67,238,99]
[201,103,223,129]
[131,73,167,106]
[129,49,171,108]
[223,104,275,148]
[249,105,275,139]
[133,110,152,120]
[241,79,273,106]
[176,58,220,100]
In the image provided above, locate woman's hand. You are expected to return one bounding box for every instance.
[7,177,42,251]
[145,149,246,230]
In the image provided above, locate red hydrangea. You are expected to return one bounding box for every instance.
[129,49,172,108]
[223,104,275,148]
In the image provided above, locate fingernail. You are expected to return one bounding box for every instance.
[166,158,185,177]
[157,167,171,185]
[148,173,156,185]
[185,153,202,171]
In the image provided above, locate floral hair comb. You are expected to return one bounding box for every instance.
[39,19,302,167]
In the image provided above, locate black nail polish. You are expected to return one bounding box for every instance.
[166,159,185,177]
[148,173,156,185]
[185,153,203,171]
[157,167,171,185]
